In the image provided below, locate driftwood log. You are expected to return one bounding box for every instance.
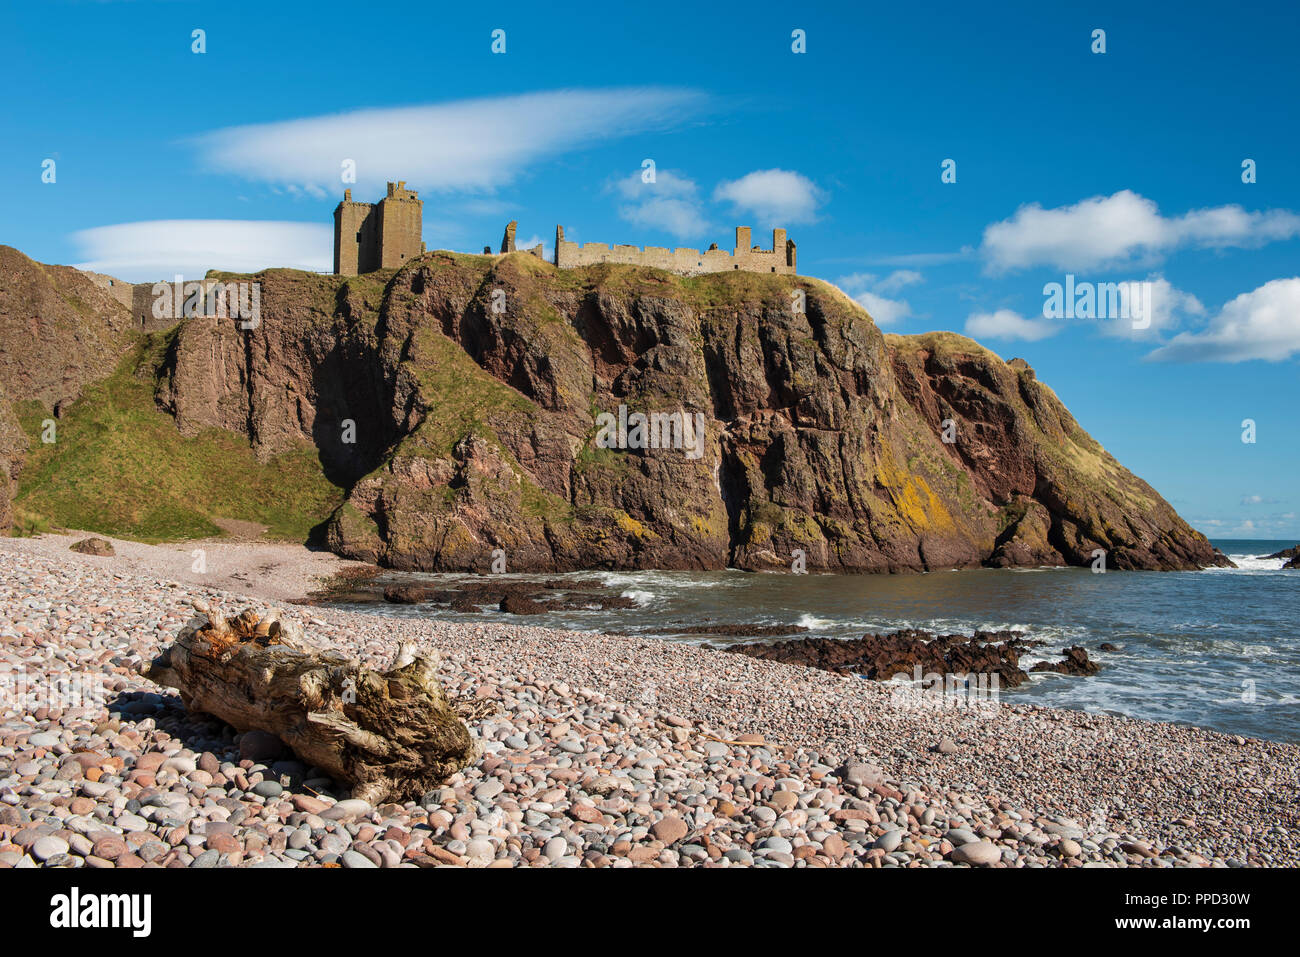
[141,601,479,804]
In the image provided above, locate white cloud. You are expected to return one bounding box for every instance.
[835,271,923,325]
[1146,277,1300,362]
[191,88,705,194]
[874,269,923,295]
[965,308,1059,342]
[1240,495,1281,505]
[713,169,823,225]
[981,190,1300,272]
[72,220,332,280]
[853,291,912,325]
[610,170,710,239]
[1101,275,1204,341]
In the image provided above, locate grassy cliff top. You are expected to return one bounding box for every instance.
[884,330,1007,362]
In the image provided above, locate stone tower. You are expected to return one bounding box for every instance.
[333,181,426,275]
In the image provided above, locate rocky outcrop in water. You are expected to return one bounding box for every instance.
[1262,544,1299,562]
[725,628,1059,687]
[1029,645,1100,676]
[375,577,639,613]
[726,629,1102,686]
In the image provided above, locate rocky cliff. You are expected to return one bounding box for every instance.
[0,383,24,531]
[0,246,135,411]
[0,247,1228,572]
[0,245,140,532]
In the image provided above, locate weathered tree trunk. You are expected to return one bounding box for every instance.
[141,601,479,804]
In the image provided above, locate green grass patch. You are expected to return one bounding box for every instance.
[14,334,345,543]
[403,323,538,458]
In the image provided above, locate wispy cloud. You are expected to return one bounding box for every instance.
[72,220,331,280]
[981,190,1300,273]
[861,248,974,268]
[1146,277,1300,362]
[609,170,710,239]
[873,269,923,295]
[713,169,824,225]
[190,88,707,194]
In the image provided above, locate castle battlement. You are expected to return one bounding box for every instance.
[552,225,795,276]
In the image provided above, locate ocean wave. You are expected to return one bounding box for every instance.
[1215,554,1286,571]
[795,613,835,629]
[595,570,737,590]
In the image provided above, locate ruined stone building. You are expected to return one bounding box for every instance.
[491,221,796,276]
[489,220,546,260]
[552,225,796,276]
[333,182,426,275]
[333,180,796,278]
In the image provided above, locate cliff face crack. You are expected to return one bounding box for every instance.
[718,440,748,568]
[241,324,257,448]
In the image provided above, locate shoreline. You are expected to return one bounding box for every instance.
[1,538,1297,867]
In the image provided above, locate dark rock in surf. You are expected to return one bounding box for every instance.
[1030,645,1100,676]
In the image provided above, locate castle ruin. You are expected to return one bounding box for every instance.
[552,224,795,276]
[333,182,426,275]
[333,182,796,277]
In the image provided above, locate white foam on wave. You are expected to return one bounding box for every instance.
[595,570,736,591]
[1213,554,1286,571]
[795,613,835,629]
[620,589,655,606]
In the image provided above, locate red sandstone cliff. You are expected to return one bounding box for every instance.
[0,247,1229,571]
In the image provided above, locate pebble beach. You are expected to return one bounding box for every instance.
[1,537,1297,869]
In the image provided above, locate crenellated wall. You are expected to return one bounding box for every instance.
[553,225,796,275]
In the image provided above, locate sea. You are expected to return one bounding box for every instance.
[335,539,1299,743]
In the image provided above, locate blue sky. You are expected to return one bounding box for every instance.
[4,0,1298,540]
